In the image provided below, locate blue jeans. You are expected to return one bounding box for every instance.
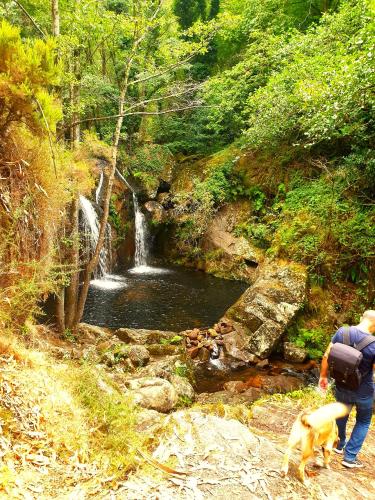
[335,387,374,461]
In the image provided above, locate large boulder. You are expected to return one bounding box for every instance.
[114,328,177,345]
[201,203,264,281]
[125,377,178,413]
[226,260,307,359]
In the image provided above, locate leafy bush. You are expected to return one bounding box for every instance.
[288,327,330,359]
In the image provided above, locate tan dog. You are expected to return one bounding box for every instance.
[281,402,349,483]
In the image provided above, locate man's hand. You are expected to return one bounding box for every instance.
[319,376,329,392]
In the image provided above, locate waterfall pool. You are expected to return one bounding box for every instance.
[83,265,248,331]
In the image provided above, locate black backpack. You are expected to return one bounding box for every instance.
[328,327,375,391]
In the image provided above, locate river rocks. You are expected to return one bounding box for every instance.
[115,328,177,345]
[127,345,150,367]
[226,260,307,359]
[283,342,308,363]
[125,377,178,413]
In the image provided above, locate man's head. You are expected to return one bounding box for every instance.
[360,310,375,333]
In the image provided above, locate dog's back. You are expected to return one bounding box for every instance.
[281,402,350,483]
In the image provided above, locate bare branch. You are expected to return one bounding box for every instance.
[14,0,47,38]
[124,83,204,111]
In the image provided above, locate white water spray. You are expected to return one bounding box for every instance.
[79,195,112,278]
[133,192,150,270]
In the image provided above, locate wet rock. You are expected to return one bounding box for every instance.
[169,375,195,402]
[283,342,308,363]
[197,347,211,362]
[115,328,177,345]
[144,201,166,223]
[128,345,150,367]
[256,358,270,369]
[226,260,307,359]
[126,377,178,413]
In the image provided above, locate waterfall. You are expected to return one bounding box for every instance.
[79,195,111,277]
[133,192,150,269]
[95,170,104,204]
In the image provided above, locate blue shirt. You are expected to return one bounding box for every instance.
[332,326,375,397]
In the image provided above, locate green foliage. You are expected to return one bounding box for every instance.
[125,144,173,193]
[234,221,271,249]
[160,335,183,345]
[270,171,375,281]
[288,327,330,359]
[174,362,191,379]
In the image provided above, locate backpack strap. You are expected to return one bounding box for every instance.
[342,326,351,346]
[355,335,375,351]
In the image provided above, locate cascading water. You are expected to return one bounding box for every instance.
[133,192,150,270]
[79,194,112,278]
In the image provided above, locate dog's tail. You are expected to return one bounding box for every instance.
[301,402,350,429]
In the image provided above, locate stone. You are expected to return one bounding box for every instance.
[256,358,270,369]
[144,201,166,222]
[136,409,164,433]
[115,328,177,345]
[121,408,374,499]
[221,326,258,364]
[203,204,263,265]
[78,322,111,343]
[169,375,195,402]
[100,351,116,367]
[126,377,178,413]
[197,347,211,362]
[226,260,307,359]
[146,344,181,356]
[196,387,262,405]
[223,380,248,394]
[187,346,199,358]
[136,356,181,380]
[283,342,308,363]
[128,345,150,367]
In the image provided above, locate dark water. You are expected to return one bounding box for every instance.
[83,265,247,331]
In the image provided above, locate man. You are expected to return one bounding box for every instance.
[319,310,375,468]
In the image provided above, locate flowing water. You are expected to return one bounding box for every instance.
[79,195,112,277]
[133,193,150,270]
[83,266,247,330]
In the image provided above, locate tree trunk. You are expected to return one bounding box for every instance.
[64,197,80,329]
[55,288,65,332]
[51,0,60,36]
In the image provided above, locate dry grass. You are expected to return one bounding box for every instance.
[0,328,149,496]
